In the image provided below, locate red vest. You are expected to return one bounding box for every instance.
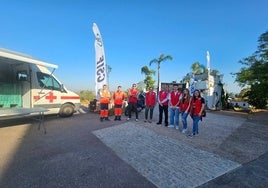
[170,91,181,106]
[146,91,156,106]
[159,90,169,105]
[191,97,204,116]
[180,97,191,112]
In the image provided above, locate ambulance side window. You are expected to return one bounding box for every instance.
[36,72,61,91]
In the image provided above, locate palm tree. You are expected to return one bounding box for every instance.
[149,53,173,93]
[141,66,156,90]
[191,62,206,75]
[141,66,151,75]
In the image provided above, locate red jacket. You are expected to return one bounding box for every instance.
[99,89,110,104]
[113,91,125,105]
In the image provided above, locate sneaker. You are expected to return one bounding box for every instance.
[188,133,195,138]
[127,118,130,121]
[182,129,187,134]
[135,119,139,122]
[175,126,179,130]
[148,120,152,123]
[168,125,174,128]
[144,120,147,123]
[156,122,162,125]
[105,117,110,121]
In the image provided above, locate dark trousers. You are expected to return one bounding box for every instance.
[158,104,168,125]
[145,106,154,120]
[128,102,138,119]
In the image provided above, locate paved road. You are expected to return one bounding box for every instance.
[0,109,267,187]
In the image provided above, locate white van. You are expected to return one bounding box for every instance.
[0,48,80,117]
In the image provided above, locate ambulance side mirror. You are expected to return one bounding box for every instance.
[60,84,66,92]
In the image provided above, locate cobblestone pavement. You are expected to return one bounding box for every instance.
[93,123,240,188]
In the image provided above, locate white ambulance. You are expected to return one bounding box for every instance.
[0,48,80,117]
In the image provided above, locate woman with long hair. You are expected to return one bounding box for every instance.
[188,89,205,138]
[179,88,192,134]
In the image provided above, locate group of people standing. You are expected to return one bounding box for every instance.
[98,83,139,122]
[98,83,205,138]
[156,84,205,137]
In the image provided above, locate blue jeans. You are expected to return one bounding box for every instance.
[181,112,189,129]
[169,107,179,126]
[192,115,201,134]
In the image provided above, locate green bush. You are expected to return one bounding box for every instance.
[79,90,95,102]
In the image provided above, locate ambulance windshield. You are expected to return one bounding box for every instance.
[37,72,61,91]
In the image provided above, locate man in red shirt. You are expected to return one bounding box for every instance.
[144,86,156,123]
[127,83,139,121]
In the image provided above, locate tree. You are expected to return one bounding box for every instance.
[191,62,206,75]
[149,53,173,93]
[234,31,268,109]
[141,66,156,90]
[236,88,250,101]
[210,69,219,75]
[181,73,191,83]
[79,90,95,102]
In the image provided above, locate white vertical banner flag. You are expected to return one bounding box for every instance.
[189,73,195,96]
[92,23,107,99]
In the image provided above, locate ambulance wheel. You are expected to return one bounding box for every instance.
[59,103,74,117]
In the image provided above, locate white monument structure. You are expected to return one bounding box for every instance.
[190,51,224,110]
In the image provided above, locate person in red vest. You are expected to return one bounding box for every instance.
[188,89,205,138]
[99,84,111,121]
[127,83,139,121]
[144,86,156,123]
[157,84,169,126]
[168,85,181,130]
[113,86,125,121]
[179,88,192,134]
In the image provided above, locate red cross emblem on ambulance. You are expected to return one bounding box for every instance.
[45,92,57,103]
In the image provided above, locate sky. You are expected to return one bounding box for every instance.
[1,0,267,94]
